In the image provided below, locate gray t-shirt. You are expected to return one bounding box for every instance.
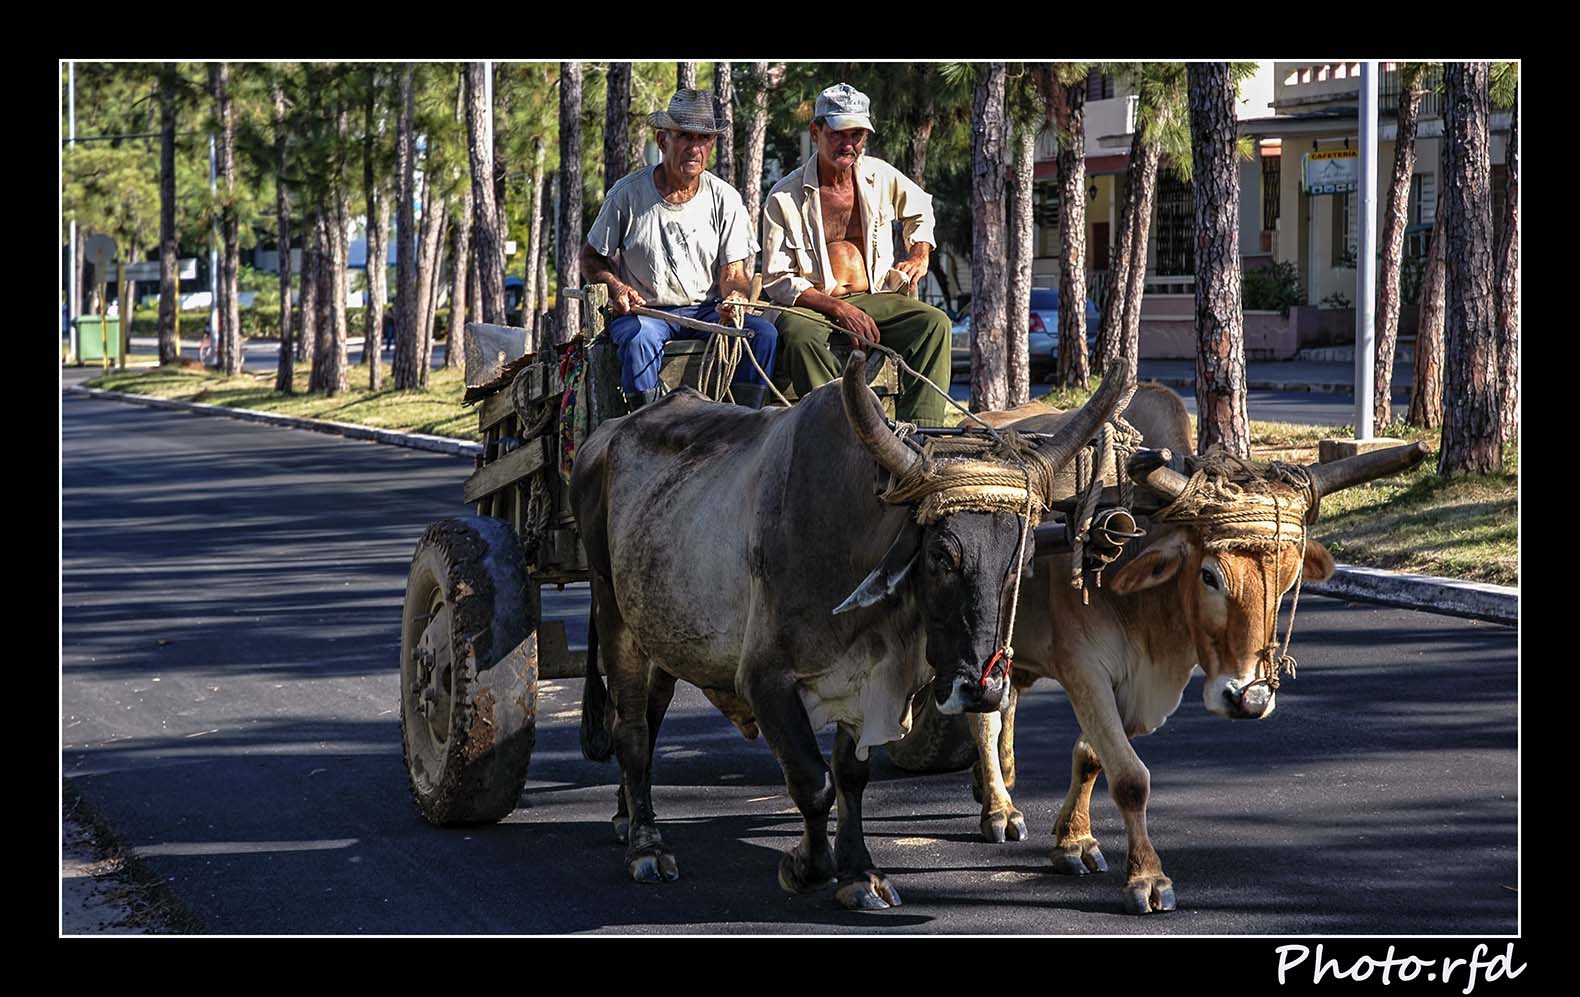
[585,167,758,307]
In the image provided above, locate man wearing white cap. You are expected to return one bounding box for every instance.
[581,88,778,409]
[760,82,952,426]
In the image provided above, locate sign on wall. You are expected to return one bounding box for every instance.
[1303,149,1358,195]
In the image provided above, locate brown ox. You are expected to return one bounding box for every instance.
[967,384,1427,914]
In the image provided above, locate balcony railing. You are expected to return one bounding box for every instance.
[1276,62,1443,118]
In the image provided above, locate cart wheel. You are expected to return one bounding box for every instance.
[885,691,979,774]
[400,516,538,825]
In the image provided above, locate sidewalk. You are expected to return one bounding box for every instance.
[1137,358,1412,397]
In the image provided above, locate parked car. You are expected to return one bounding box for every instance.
[1029,287,1101,369]
[949,287,1101,374]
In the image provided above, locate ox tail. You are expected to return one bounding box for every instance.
[579,602,615,762]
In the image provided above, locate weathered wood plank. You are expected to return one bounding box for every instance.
[462,438,545,504]
[478,388,517,432]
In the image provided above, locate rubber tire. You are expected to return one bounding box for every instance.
[884,691,979,773]
[400,516,538,825]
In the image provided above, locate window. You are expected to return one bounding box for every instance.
[1034,181,1061,257]
[1409,173,1436,227]
[1262,155,1281,231]
[1332,192,1358,267]
[1155,172,1194,276]
[1085,68,1115,102]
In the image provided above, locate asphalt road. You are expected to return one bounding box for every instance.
[61,392,1519,935]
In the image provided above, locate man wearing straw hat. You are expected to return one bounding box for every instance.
[760,82,953,426]
[580,88,779,409]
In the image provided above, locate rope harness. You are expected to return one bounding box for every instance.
[1151,449,1318,693]
[873,430,1071,690]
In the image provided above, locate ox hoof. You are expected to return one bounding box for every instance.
[980,809,1028,843]
[777,847,835,895]
[611,816,630,845]
[627,847,680,884]
[835,872,902,910]
[1121,876,1176,915]
[1048,838,1107,875]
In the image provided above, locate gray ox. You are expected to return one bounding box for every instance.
[967,385,1428,914]
[571,354,1129,909]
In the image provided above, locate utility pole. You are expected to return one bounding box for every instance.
[67,61,78,363]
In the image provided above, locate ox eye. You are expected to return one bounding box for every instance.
[1201,567,1222,591]
[930,536,962,572]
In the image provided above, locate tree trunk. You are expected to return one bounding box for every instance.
[1407,188,1447,429]
[467,249,482,324]
[463,63,505,326]
[1054,79,1090,389]
[1006,120,1035,406]
[604,63,631,194]
[909,66,937,187]
[1187,63,1249,458]
[525,136,546,348]
[297,213,318,366]
[448,187,472,369]
[328,185,350,395]
[364,81,389,387]
[416,170,449,387]
[676,62,696,91]
[274,77,295,392]
[1438,62,1502,475]
[221,66,242,377]
[1120,140,1163,382]
[1096,127,1145,377]
[557,62,583,342]
[713,63,734,186]
[969,64,1009,413]
[1374,71,1423,429]
[394,65,421,389]
[311,211,333,391]
[741,63,773,257]
[157,64,179,364]
[1495,81,1518,442]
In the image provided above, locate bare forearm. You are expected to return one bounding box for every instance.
[579,245,622,288]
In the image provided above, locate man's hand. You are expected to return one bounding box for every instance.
[891,244,931,291]
[832,299,881,349]
[609,281,647,316]
[718,292,748,329]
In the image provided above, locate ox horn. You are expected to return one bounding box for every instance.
[1031,363,1135,473]
[841,350,920,478]
[1127,448,1189,501]
[1305,441,1431,502]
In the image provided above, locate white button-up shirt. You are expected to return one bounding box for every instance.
[760,152,937,307]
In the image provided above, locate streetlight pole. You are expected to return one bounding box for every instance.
[1355,60,1379,440]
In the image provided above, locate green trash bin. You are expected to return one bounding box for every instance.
[75,316,122,363]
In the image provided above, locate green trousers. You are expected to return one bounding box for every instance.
[775,292,954,427]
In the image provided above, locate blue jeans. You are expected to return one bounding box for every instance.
[607,303,779,394]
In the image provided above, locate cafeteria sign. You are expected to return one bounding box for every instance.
[1303,148,1358,195]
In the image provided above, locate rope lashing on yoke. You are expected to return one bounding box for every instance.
[1150,448,1320,692]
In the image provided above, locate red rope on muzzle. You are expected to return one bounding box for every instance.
[980,647,1012,688]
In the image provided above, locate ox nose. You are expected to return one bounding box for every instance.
[935,675,1006,715]
[1224,682,1275,720]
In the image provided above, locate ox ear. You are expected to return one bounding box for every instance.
[833,524,922,615]
[1302,540,1336,582]
[1107,533,1189,596]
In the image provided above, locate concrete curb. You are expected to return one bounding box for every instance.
[65,385,483,458]
[1144,375,1410,397]
[1307,565,1517,625]
[67,384,1516,626]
